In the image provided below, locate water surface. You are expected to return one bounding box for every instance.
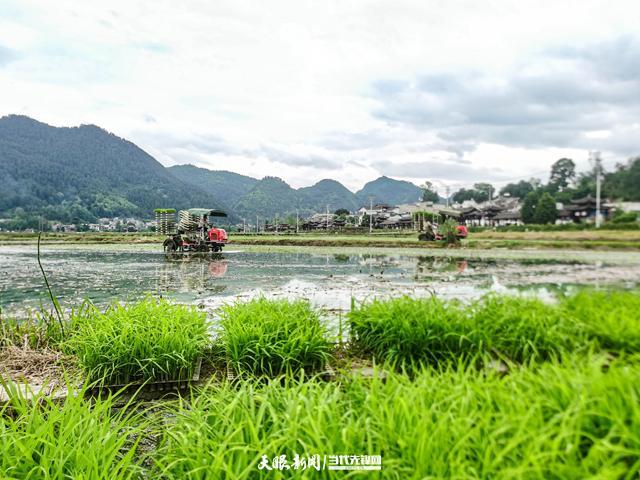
[1,245,638,316]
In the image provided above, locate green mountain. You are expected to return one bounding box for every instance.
[356,176,422,206]
[233,177,299,220]
[168,164,258,208]
[173,172,367,220]
[0,115,224,223]
[297,179,359,212]
[0,115,427,226]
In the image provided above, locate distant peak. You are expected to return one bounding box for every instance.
[261,176,287,183]
[1,114,46,125]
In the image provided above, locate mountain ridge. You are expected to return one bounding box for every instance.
[0,115,425,223]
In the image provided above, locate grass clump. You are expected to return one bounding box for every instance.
[219,298,331,376]
[562,290,640,352]
[66,298,208,384]
[0,384,148,479]
[349,296,477,365]
[349,295,578,366]
[152,355,640,479]
[469,294,576,361]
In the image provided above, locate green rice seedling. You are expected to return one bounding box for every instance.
[66,297,208,384]
[0,381,149,479]
[218,298,331,376]
[349,295,482,365]
[151,355,640,479]
[561,289,640,352]
[469,294,578,362]
[350,294,585,366]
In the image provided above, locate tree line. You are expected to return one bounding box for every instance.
[420,155,640,224]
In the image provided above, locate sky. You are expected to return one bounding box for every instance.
[0,0,639,193]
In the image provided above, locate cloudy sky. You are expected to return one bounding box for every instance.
[0,0,638,192]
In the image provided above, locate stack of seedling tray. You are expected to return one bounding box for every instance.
[155,209,177,234]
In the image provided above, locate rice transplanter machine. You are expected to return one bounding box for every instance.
[155,208,228,252]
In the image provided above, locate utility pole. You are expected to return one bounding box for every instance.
[445,185,450,208]
[369,196,374,234]
[242,218,246,233]
[590,151,603,228]
[326,204,330,230]
[275,214,279,234]
[256,215,259,234]
[296,209,299,234]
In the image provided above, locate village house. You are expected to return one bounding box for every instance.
[456,196,522,226]
[355,204,396,228]
[301,213,347,231]
[557,195,613,223]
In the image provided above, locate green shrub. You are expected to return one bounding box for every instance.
[219,298,331,376]
[66,298,208,383]
[561,290,640,352]
[611,211,638,224]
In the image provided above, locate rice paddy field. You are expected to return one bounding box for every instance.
[1,241,640,478]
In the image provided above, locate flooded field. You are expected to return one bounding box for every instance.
[1,244,639,316]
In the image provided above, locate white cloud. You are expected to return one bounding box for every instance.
[0,0,639,191]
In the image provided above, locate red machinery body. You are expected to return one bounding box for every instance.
[417,222,469,242]
[208,227,228,243]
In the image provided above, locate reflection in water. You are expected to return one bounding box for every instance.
[156,253,228,295]
[415,256,471,278]
[0,245,637,313]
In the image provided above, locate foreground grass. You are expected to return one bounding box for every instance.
[2,291,640,478]
[154,355,640,479]
[2,356,639,479]
[0,384,147,479]
[65,298,209,384]
[349,291,640,366]
[219,298,331,376]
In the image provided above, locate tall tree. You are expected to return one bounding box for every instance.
[473,183,495,201]
[521,190,540,224]
[421,181,439,203]
[548,158,576,193]
[452,184,495,204]
[535,192,558,224]
[500,180,533,199]
[605,156,640,201]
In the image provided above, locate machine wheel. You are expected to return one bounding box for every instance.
[418,232,435,241]
[163,238,177,252]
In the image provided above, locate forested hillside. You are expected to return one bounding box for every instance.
[356,176,422,206]
[0,115,223,223]
[168,165,258,209]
